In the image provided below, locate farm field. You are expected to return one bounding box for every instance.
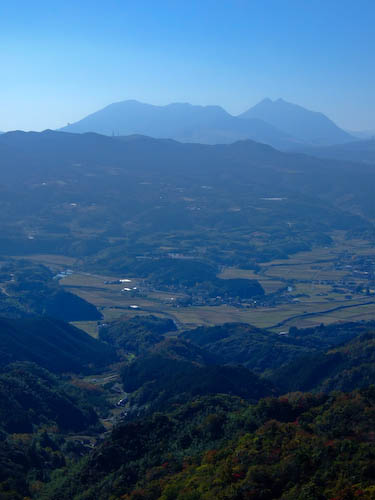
[171,298,375,330]
[55,232,375,333]
[15,231,372,333]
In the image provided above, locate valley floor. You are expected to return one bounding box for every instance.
[14,230,375,335]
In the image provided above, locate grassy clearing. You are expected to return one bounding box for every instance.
[102,308,169,323]
[70,321,99,338]
[13,254,78,270]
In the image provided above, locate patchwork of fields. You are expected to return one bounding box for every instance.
[30,231,372,335]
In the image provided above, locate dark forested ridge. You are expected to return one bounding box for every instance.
[0,362,107,500]
[0,260,101,321]
[120,337,276,417]
[181,321,362,373]
[0,362,100,435]
[0,314,116,498]
[0,316,116,373]
[271,329,375,393]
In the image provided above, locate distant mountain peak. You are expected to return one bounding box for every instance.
[240,98,354,146]
[59,97,354,149]
[59,99,295,149]
[259,97,272,103]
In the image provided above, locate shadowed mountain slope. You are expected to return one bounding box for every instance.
[0,316,117,373]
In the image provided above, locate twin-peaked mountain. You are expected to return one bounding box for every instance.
[60,100,294,150]
[239,97,354,145]
[60,98,354,149]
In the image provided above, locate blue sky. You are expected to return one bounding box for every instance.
[1,0,374,131]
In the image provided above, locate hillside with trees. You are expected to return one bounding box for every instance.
[40,389,375,500]
[0,316,116,373]
[271,330,375,393]
[0,260,101,321]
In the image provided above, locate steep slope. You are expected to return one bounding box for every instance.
[60,100,295,149]
[240,97,354,146]
[271,330,375,393]
[0,362,100,434]
[0,316,117,373]
[0,260,102,322]
[120,337,275,416]
[0,362,105,500]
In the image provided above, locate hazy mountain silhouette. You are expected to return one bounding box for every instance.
[0,130,374,218]
[0,128,292,183]
[295,138,375,164]
[239,98,354,146]
[347,130,375,140]
[60,100,296,149]
[0,129,371,183]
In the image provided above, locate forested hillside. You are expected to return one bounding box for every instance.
[99,314,177,354]
[0,316,116,373]
[271,330,375,393]
[40,389,375,500]
[2,306,375,498]
[181,322,362,373]
[0,260,101,321]
[0,362,108,500]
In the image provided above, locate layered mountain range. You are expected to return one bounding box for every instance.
[60,98,355,149]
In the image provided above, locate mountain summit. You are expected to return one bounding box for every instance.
[60,98,354,149]
[60,100,295,150]
[62,100,230,137]
[239,98,354,145]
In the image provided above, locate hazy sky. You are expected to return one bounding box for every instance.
[1,0,374,132]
